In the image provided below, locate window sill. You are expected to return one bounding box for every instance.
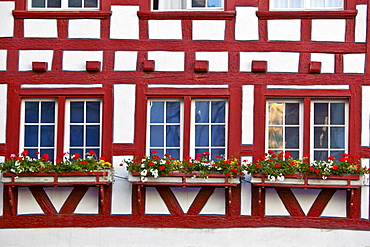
[138,11,236,20]
[256,10,357,19]
[12,10,111,19]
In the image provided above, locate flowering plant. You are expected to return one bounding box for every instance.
[245,150,369,181]
[0,150,113,174]
[124,151,244,182]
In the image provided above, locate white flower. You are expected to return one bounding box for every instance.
[322,176,327,180]
[150,169,159,178]
[141,176,148,182]
[267,175,276,181]
[140,169,148,176]
[277,174,285,182]
[191,175,197,179]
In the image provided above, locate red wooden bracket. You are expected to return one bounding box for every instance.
[194,60,209,73]
[252,60,267,73]
[32,62,48,72]
[143,60,155,72]
[86,61,101,72]
[275,187,306,217]
[309,61,322,74]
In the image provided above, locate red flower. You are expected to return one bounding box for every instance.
[268,150,274,154]
[338,158,349,162]
[203,152,210,156]
[309,167,315,171]
[164,153,170,157]
[196,158,201,161]
[285,152,292,158]
[226,172,231,176]
[119,163,124,166]
[36,151,40,155]
[73,153,80,160]
[151,150,158,154]
[290,162,295,166]
[256,164,261,167]
[41,153,49,161]
[196,153,202,157]
[170,157,175,160]
[212,164,217,167]
[21,150,28,157]
[215,155,221,159]
[230,168,238,173]
[152,155,160,160]
[16,157,22,161]
[272,154,277,158]
[304,153,310,158]
[80,161,89,165]
[40,168,44,171]
[148,162,155,166]
[188,162,193,165]
[100,156,106,161]
[224,160,230,164]
[89,150,96,155]
[315,169,321,173]
[275,164,280,168]
[56,158,61,163]
[159,165,165,169]
[185,156,191,159]
[332,165,338,169]
[328,156,335,161]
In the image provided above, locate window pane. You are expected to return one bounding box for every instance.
[195,125,209,146]
[70,148,84,157]
[195,101,209,123]
[287,151,299,159]
[84,0,98,7]
[208,0,221,7]
[314,103,328,125]
[195,148,208,156]
[192,0,205,7]
[88,148,100,157]
[150,125,164,147]
[285,127,299,148]
[211,101,225,123]
[314,127,328,148]
[40,125,54,147]
[330,103,344,125]
[70,125,83,147]
[26,149,38,159]
[268,127,283,149]
[47,0,61,7]
[166,149,180,160]
[86,125,100,147]
[166,125,180,147]
[86,102,100,123]
[269,103,283,125]
[150,102,164,123]
[70,102,84,123]
[166,102,180,123]
[211,125,225,147]
[40,149,54,161]
[314,151,328,161]
[211,148,225,158]
[272,0,288,8]
[326,0,342,7]
[330,150,344,160]
[290,0,303,8]
[41,102,55,123]
[68,0,82,7]
[330,127,345,149]
[32,0,46,7]
[285,103,299,125]
[150,149,164,157]
[310,0,325,7]
[25,102,39,123]
[25,126,38,147]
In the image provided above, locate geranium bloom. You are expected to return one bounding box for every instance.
[315,169,321,173]
[159,165,165,169]
[89,150,96,155]
[42,153,49,161]
[151,150,157,154]
[100,156,106,161]
[268,150,274,154]
[309,166,315,171]
[185,156,191,159]
[332,165,338,169]
[275,164,280,168]
[148,162,155,166]
[328,156,335,161]
[73,153,80,160]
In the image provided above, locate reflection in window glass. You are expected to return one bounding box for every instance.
[270,0,343,10]
[152,0,222,10]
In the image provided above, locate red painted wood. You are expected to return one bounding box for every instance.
[29,186,58,215]
[59,186,89,214]
[307,188,336,217]
[143,60,155,72]
[155,186,184,215]
[251,60,267,73]
[194,61,209,73]
[132,185,146,215]
[86,61,101,72]
[309,61,322,74]
[275,187,306,217]
[347,188,361,219]
[251,186,265,216]
[187,187,215,215]
[256,10,357,19]
[32,62,48,72]
[3,185,18,216]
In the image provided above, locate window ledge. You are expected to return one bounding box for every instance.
[13,10,111,19]
[256,10,357,19]
[138,11,236,20]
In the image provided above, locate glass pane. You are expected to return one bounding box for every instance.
[195,125,209,146]
[192,0,205,7]
[32,0,45,8]
[208,0,221,7]
[25,126,38,147]
[41,102,55,123]
[285,127,299,148]
[290,0,303,8]
[68,0,82,7]
[25,102,39,123]
[150,125,164,147]
[330,127,345,149]
[330,150,344,160]
[272,0,288,8]
[211,101,225,123]
[47,0,61,7]
[40,149,54,161]
[314,127,328,148]
[195,148,208,156]
[211,148,225,158]
[314,103,328,125]
[211,125,225,147]
[84,0,98,7]
[70,125,83,147]
[195,101,209,123]
[314,151,328,161]
[166,125,180,147]
[150,102,164,123]
[86,125,100,147]
[285,103,299,125]
[166,149,180,160]
[40,125,54,147]
[70,148,83,157]
[150,149,164,157]
[166,102,180,123]
[326,0,342,7]
[70,102,84,123]
[86,102,100,123]
[269,103,283,125]
[26,149,38,159]
[310,0,325,7]
[330,103,344,125]
[287,151,299,160]
[87,148,99,157]
[268,127,283,149]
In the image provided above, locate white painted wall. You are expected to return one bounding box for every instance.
[69,19,101,39]
[240,52,300,73]
[24,19,58,38]
[362,86,370,147]
[0,1,15,37]
[192,20,225,40]
[112,155,132,214]
[114,51,138,71]
[0,85,7,144]
[110,5,139,40]
[0,156,4,216]
[241,156,252,216]
[62,51,103,71]
[148,20,182,40]
[147,51,185,71]
[0,50,6,71]
[235,7,259,41]
[268,19,301,41]
[242,85,254,145]
[19,50,54,71]
[311,19,346,42]
[355,5,368,43]
[195,52,228,72]
[343,53,366,74]
[18,187,44,215]
[310,53,335,74]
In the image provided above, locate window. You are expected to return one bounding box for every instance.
[270,0,343,11]
[29,0,98,10]
[147,98,227,159]
[266,99,348,160]
[152,0,223,11]
[21,98,102,161]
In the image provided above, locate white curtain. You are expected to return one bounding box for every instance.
[158,0,184,10]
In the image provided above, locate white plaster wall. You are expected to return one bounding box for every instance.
[200,188,225,215]
[0,85,7,144]
[235,7,259,41]
[110,5,139,40]
[74,187,99,214]
[192,20,225,40]
[18,187,43,215]
[113,84,136,144]
[112,155,132,214]
[148,20,182,40]
[147,51,185,71]
[240,52,300,73]
[291,188,321,214]
[242,85,254,145]
[19,50,54,71]
[355,5,368,43]
[114,51,138,71]
[43,187,73,212]
[321,190,346,217]
[343,53,366,74]
[0,1,15,37]
[311,19,346,42]
[310,53,335,74]
[240,156,252,216]
[195,52,228,72]
[361,159,369,219]
[268,19,301,41]
[171,187,200,212]
[24,19,57,38]
[62,51,103,71]
[69,19,101,39]
[0,156,4,216]
[362,86,370,146]
[265,188,290,216]
[0,50,7,71]
[146,187,170,214]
